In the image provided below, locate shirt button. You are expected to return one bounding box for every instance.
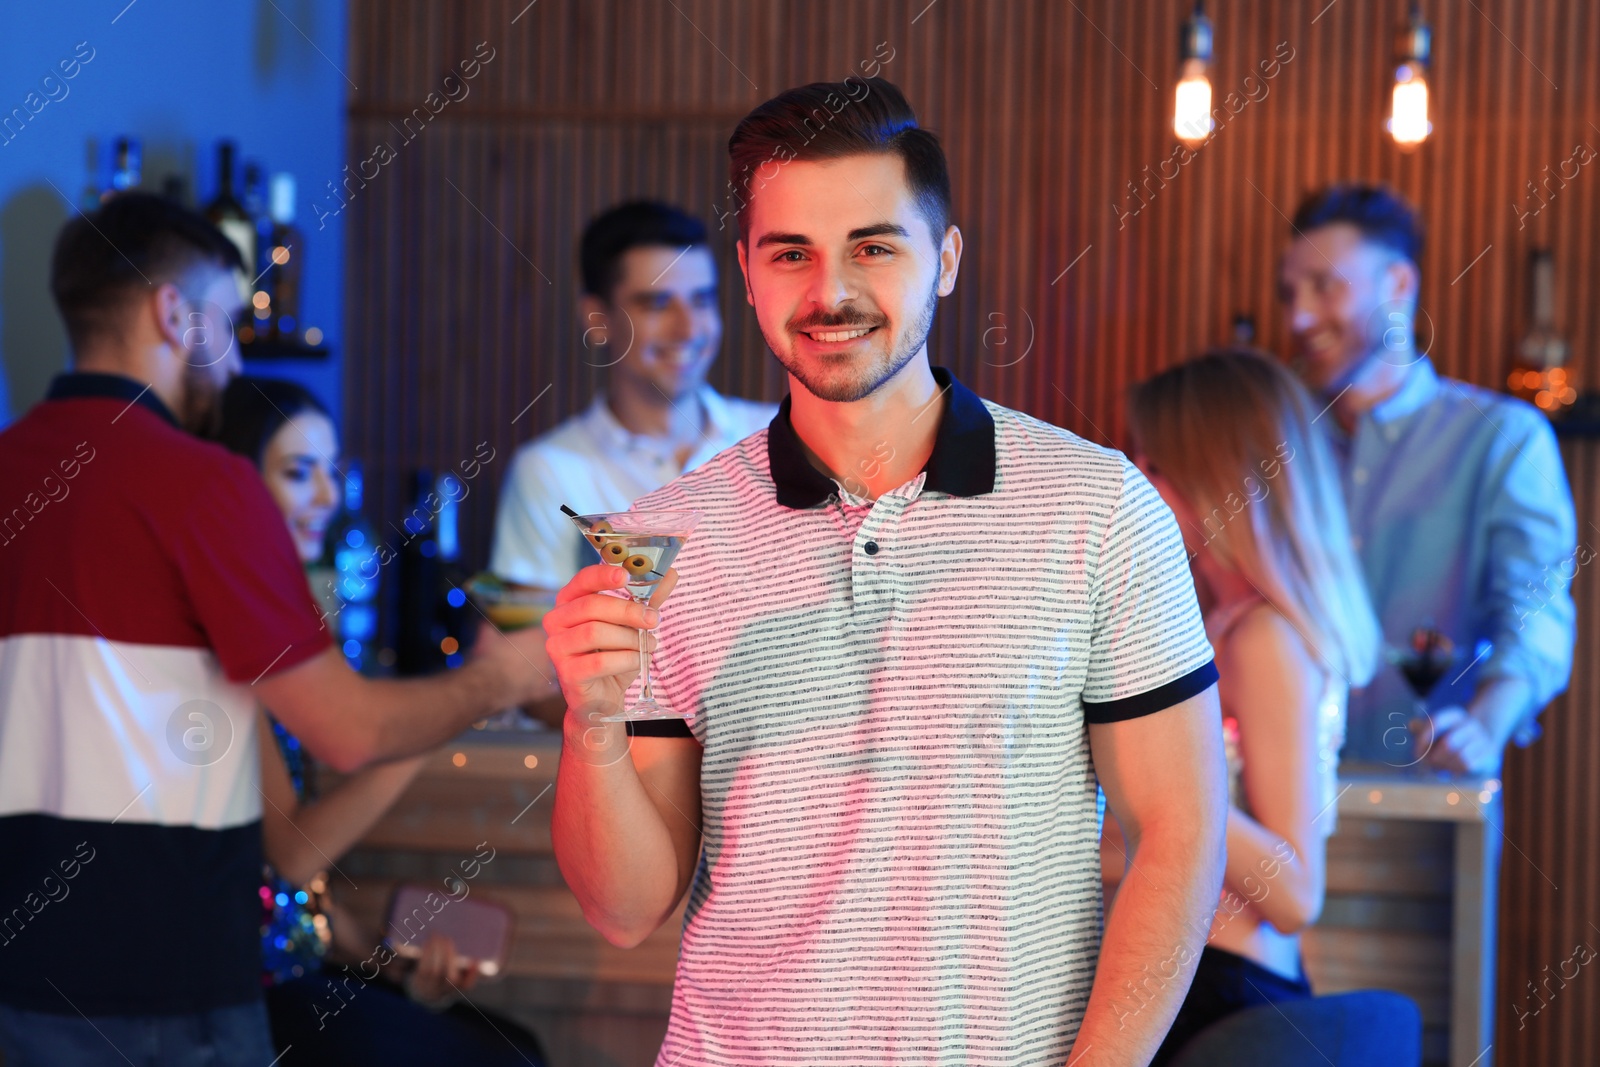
[864,541,880,555]
[1352,468,1369,485]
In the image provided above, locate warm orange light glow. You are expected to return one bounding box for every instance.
[1174,58,1213,147]
[452,752,467,767]
[1388,64,1431,148]
[523,754,538,769]
[440,636,460,655]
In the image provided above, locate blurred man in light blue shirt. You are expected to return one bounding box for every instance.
[1277,184,1576,776]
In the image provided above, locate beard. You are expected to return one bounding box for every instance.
[764,279,941,403]
[1297,303,1418,397]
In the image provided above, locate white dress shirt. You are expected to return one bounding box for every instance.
[489,387,776,588]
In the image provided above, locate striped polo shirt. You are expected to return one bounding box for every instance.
[0,373,329,1015]
[628,368,1217,1066]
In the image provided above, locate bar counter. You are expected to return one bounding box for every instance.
[333,736,1497,1067]
[331,730,679,1065]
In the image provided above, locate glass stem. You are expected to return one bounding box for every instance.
[636,596,654,703]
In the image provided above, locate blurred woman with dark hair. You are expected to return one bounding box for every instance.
[217,376,546,1067]
[1111,350,1380,1064]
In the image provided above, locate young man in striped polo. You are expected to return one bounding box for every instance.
[545,79,1228,1066]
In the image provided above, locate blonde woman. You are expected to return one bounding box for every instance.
[1107,349,1380,1064]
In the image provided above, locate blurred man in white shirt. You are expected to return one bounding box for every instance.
[489,202,774,718]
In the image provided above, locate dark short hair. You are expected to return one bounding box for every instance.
[579,201,709,301]
[727,78,951,246]
[215,376,333,469]
[1290,184,1423,270]
[49,192,243,352]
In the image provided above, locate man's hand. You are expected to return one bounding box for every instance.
[545,563,700,948]
[471,612,562,708]
[466,617,566,727]
[541,563,677,720]
[1410,707,1503,777]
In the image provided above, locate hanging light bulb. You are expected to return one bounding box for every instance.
[1173,2,1214,148]
[1387,3,1433,149]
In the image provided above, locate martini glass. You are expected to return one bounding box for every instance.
[1382,625,1459,769]
[562,508,700,721]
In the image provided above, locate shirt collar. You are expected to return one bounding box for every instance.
[46,372,180,428]
[766,366,997,510]
[583,385,733,451]
[1367,357,1440,425]
[583,392,633,451]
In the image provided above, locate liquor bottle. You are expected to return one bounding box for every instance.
[108,137,140,196]
[237,163,275,346]
[434,473,471,670]
[267,174,306,341]
[203,140,255,291]
[323,462,381,672]
[1230,313,1256,346]
[395,470,442,676]
[241,163,275,282]
[1506,249,1576,414]
[393,471,475,676]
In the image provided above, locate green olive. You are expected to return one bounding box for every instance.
[601,542,629,565]
[624,554,654,577]
[585,520,615,549]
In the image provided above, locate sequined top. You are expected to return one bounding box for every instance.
[259,718,331,984]
[1208,598,1347,837]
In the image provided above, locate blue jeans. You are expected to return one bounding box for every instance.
[0,998,273,1067]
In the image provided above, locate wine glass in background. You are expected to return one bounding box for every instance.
[563,509,701,722]
[464,572,556,633]
[1382,624,1459,770]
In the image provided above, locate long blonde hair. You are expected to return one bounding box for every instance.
[1129,348,1379,686]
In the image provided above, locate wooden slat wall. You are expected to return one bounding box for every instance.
[343,3,1600,1063]
[1501,437,1600,1067]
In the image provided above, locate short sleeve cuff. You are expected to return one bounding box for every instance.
[228,631,332,686]
[625,718,696,739]
[1082,660,1219,725]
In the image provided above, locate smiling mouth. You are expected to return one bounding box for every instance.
[801,326,877,343]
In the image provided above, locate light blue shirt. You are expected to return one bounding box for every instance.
[1326,358,1577,765]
